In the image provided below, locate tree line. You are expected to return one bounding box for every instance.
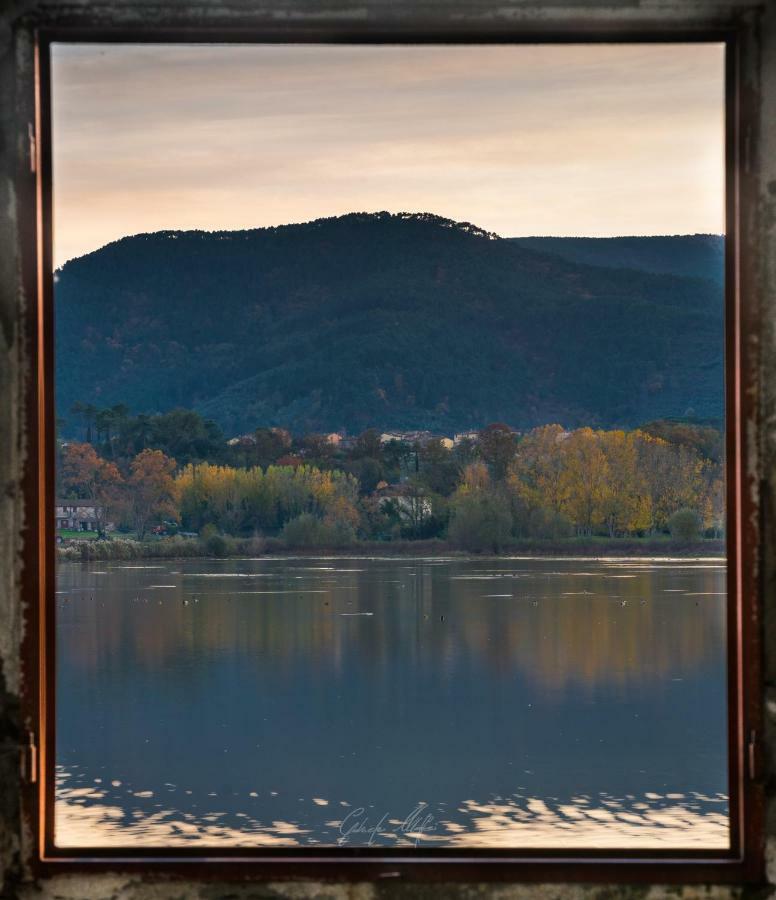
[58,407,724,550]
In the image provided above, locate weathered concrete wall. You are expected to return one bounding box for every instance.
[2,1,775,897]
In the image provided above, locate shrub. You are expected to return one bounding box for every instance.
[323,518,356,547]
[281,513,357,548]
[204,532,228,557]
[282,513,325,548]
[515,506,573,540]
[668,508,701,542]
[448,491,513,552]
[57,534,204,561]
[199,523,218,542]
[240,533,267,556]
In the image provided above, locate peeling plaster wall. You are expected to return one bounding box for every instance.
[1,1,774,897]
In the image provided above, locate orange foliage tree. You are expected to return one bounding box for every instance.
[60,442,123,533]
[127,449,178,538]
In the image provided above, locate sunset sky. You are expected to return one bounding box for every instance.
[51,42,725,267]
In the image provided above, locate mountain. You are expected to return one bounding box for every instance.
[509,234,724,283]
[55,212,724,437]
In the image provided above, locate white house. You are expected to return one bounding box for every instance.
[373,483,433,522]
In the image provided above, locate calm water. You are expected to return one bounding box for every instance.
[55,555,728,849]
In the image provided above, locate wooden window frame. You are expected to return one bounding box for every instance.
[18,21,764,884]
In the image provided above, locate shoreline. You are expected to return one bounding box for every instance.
[57,536,726,562]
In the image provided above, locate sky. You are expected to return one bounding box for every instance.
[51,42,725,267]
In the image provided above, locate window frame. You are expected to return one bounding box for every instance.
[19,22,764,883]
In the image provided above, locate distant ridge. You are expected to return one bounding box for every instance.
[509,234,724,283]
[55,212,724,436]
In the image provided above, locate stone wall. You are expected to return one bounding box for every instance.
[1,1,775,897]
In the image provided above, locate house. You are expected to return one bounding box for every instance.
[373,483,433,521]
[227,427,291,448]
[380,431,406,445]
[226,434,257,447]
[402,430,434,445]
[55,500,111,532]
[453,431,480,446]
[379,430,453,448]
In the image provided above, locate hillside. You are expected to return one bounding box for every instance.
[509,234,724,283]
[55,212,724,436]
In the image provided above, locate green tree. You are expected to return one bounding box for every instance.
[250,427,291,468]
[419,438,460,496]
[352,429,383,460]
[448,490,512,552]
[69,402,98,444]
[668,507,701,542]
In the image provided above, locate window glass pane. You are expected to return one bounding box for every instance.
[52,42,727,850]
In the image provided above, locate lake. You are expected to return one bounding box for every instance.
[55,555,728,849]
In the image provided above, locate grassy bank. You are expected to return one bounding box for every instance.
[57,534,725,562]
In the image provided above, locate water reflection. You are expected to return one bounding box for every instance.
[57,771,727,848]
[56,556,728,848]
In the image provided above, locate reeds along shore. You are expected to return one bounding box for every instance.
[56,535,726,562]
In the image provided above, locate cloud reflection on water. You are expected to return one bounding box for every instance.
[56,768,727,849]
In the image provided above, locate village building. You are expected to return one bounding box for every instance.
[380,430,454,448]
[379,431,405,444]
[55,500,111,532]
[226,434,257,447]
[453,430,480,446]
[373,482,433,521]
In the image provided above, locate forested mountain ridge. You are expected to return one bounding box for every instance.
[55,212,723,437]
[509,234,724,283]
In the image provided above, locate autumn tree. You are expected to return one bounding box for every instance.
[458,461,491,494]
[323,494,361,533]
[635,435,709,533]
[557,428,609,535]
[60,441,123,534]
[640,419,724,464]
[128,449,178,539]
[597,430,651,536]
[176,461,359,536]
[704,474,725,537]
[506,424,570,536]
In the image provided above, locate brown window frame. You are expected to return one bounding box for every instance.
[19,21,764,884]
